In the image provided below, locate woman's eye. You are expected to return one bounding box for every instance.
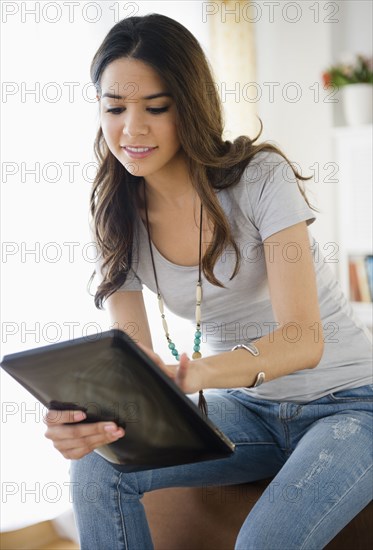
[147,107,169,114]
[105,106,169,115]
[106,108,124,115]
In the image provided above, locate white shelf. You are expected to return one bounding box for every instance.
[351,302,373,328]
[333,126,372,330]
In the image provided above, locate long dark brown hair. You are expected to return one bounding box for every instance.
[88,13,316,309]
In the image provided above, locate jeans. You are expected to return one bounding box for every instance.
[71,384,373,550]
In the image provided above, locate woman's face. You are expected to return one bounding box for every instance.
[99,57,182,179]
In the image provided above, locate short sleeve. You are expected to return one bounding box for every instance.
[117,269,143,291]
[244,152,316,241]
[94,247,143,292]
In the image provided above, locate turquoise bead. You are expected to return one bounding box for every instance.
[168,342,175,349]
[172,349,179,356]
[193,344,200,352]
[194,339,200,346]
[195,330,201,337]
[194,334,201,341]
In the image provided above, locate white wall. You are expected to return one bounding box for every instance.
[255,0,372,266]
[331,0,372,58]
[331,0,373,126]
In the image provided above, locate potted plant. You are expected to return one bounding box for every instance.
[322,54,373,126]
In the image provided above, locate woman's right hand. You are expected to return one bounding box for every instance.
[44,410,125,460]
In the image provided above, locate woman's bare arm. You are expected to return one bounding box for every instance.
[183,221,325,391]
[106,290,153,349]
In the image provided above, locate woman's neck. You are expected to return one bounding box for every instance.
[143,151,197,210]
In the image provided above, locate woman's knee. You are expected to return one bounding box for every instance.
[70,451,146,507]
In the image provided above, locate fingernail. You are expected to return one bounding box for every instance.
[74,411,86,420]
[104,424,117,432]
[105,425,124,438]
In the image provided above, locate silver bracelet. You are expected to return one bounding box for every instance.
[231,343,266,388]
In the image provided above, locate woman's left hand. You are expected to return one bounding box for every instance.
[173,353,204,394]
[137,344,204,394]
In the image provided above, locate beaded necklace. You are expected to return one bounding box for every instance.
[143,181,207,415]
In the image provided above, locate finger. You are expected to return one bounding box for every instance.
[44,421,123,441]
[52,428,125,457]
[177,353,189,381]
[44,409,86,425]
[55,429,124,452]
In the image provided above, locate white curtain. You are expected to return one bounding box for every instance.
[207,0,259,140]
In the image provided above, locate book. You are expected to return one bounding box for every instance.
[355,256,372,302]
[349,258,361,301]
[349,255,373,303]
[365,255,373,300]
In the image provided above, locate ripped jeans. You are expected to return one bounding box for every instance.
[71,384,373,550]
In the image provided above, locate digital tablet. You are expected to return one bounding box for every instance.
[0,329,235,472]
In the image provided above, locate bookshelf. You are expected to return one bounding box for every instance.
[333,124,373,329]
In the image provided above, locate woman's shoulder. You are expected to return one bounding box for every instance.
[220,148,315,239]
[242,149,293,184]
[224,149,294,203]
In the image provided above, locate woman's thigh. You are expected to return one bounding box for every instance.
[235,384,373,550]
[71,389,285,497]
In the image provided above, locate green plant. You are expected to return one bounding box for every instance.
[322,54,373,88]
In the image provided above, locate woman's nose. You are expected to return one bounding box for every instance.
[122,111,148,137]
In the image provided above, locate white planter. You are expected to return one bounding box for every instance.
[341,83,373,126]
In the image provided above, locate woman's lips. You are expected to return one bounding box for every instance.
[122,146,157,159]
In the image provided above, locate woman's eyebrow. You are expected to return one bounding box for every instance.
[101,92,172,100]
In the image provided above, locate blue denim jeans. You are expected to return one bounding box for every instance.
[71,384,373,550]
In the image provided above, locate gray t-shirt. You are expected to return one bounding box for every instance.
[101,151,373,403]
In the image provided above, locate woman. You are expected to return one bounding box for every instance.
[44,14,373,550]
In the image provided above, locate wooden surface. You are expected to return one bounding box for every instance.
[142,480,373,550]
[0,520,79,550]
